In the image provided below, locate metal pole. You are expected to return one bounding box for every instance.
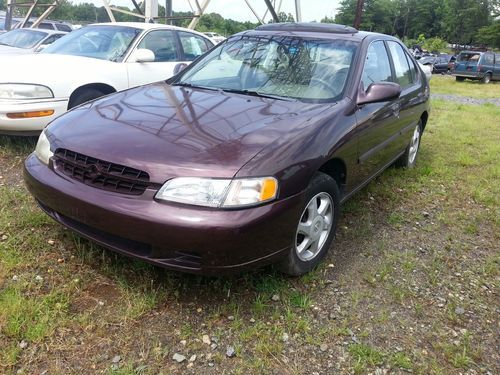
[5,0,13,31]
[294,0,301,22]
[188,0,210,29]
[263,0,279,23]
[165,0,172,24]
[101,0,117,22]
[353,0,363,29]
[243,0,263,24]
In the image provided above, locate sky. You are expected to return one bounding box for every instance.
[74,0,341,23]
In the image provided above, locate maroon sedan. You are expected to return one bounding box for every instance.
[24,23,430,275]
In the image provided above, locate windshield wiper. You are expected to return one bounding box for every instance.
[220,88,295,101]
[172,82,218,91]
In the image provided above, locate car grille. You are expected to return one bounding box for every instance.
[54,148,155,195]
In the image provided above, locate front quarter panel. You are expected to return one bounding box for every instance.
[235,100,358,199]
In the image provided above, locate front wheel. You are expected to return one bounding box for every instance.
[277,172,340,276]
[68,88,105,109]
[396,122,422,168]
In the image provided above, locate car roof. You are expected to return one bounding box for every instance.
[90,22,210,39]
[239,22,398,43]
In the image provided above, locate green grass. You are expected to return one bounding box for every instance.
[430,74,500,98]
[0,86,499,373]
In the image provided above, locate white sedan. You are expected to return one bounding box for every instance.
[0,22,214,135]
[0,28,66,55]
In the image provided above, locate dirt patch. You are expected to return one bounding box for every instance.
[70,281,122,314]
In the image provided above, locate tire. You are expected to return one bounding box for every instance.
[68,88,105,109]
[396,121,422,169]
[482,73,491,84]
[277,172,340,276]
[455,76,465,82]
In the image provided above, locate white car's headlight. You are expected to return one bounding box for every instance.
[155,177,278,208]
[34,130,53,165]
[0,84,54,100]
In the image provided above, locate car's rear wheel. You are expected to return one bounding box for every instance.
[68,88,105,109]
[482,73,492,84]
[278,172,340,276]
[396,121,422,168]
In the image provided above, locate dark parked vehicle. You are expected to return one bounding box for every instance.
[419,54,456,74]
[452,51,500,83]
[24,23,430,275]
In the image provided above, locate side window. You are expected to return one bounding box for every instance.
[179,31,210,61]
[138,30,178,62]
[387,41,412,87]
[43,35,58,45]
[361,40,392,90]
[57,24,72,32]
[39,23,54,30]
[483,53,494,65]
[405,52,418,83]
[495,54,500,64]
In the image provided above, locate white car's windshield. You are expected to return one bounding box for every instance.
[42,25,141,61]
[0,29,47,49]
[176,36,358,101]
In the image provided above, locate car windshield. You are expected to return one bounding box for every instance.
[176,35,358,101]
[457,52,481,62]
[0,28,47,48]
[42,25,141,61]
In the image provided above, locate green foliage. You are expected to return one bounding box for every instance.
[334,0,498,47]
[422,36,448,52]
[475,21,500,48]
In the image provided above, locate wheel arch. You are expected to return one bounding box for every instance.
[318,157,347,195]
[420,111,429,132]
[68,83,117,109]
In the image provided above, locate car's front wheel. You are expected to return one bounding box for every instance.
[68,88,105,109]
[396,121,422,168]
[278,172,340,276]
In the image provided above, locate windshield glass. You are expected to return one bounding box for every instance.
[0,29,47,49]
[457,52,481,62]
[42,25,141,61]
[177,36,358,101]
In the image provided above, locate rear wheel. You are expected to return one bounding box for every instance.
[396,121,422,169]
[278,172,340,276]
[455,76,465,82]
[68,88,105,109]
[482,73,492,84]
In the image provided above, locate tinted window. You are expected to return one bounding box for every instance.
[179,31,210,61]
[483,53,494,65]
[405,52,418,83]
[361,41,392,90]
[387,41,412,87]
[138,30,177,62]
[56,24,72,32]
[39,23,54,30]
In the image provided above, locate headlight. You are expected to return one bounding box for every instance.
[0,84,54,100]
[34,130,53,165]
[155,177,278,208]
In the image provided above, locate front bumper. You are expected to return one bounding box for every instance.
[24,154,304,274]
[0,98,68,135]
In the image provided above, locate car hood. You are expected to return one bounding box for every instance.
[47,83,334,182]
[0,53,114,87]
[0,45,32,54]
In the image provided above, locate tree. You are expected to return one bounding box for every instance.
[475,21,500,48]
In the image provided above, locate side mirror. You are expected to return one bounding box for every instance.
[173,62,188,75]
[357,82,401,105]
[130,48,155,63]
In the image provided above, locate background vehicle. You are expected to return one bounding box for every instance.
[419,54,456,74]
[0,22,213,135]
[24,23,430,276]
[0,28,66,55]
[13,19,73,32]
[452,51,500,83]
[203,31,226,44]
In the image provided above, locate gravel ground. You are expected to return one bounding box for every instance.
[431,93,500,106]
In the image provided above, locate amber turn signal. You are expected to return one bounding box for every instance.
[7,110,54,119]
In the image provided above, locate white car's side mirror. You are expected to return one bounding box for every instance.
[131,48,155,63]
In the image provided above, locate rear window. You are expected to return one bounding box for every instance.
[458,52,481,62]
[483,53,494,65]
